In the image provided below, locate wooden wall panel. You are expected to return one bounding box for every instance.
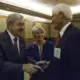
[0,15,7,32]
[72,20,80,29]
[24,20,34,38]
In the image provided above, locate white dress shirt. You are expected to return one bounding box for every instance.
[60,22,71,37]
[7,30,20,53]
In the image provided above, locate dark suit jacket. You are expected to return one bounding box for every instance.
[47,24,80,80]
[0,30,27,80]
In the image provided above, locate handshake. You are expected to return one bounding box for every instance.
[23,60,50,75]
[36,60,50,70]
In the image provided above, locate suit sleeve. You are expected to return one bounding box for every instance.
[26,44,37,64]
[0,45,23,78]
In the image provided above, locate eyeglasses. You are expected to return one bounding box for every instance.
[16,22,25,26]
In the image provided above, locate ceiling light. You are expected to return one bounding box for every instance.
[1,0,52,16]
[0,9,51,23]
[71,5,80,14]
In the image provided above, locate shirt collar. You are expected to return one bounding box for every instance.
[7,29,15,41]
[60,22,71,37]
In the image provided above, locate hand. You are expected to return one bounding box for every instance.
[22,63,37,74]
[36,60,50,69]
[36,60,49,65]
[33,65,44,72]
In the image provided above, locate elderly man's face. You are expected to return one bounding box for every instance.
[11,19,25,37]
[51,12,64,30]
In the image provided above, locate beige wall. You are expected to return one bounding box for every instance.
[0,16,7,32]
[72,20,80,29]
[24,20,33,38]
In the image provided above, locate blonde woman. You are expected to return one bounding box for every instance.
[27,26,54,80]
[27,25,53,62]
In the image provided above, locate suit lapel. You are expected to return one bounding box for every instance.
[3,30,20,60]
[19,38,23,56]
[57,24,73,47]
[19,37,26,61]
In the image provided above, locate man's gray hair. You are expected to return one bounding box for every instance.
[6,13,23,27]
[52,3,73,20]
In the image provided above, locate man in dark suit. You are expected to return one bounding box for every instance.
[47,3,80,80]
[0,13,41,80]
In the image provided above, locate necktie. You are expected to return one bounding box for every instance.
[13,37,19,53]
[55,34,60,46]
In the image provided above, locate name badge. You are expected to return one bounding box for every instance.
[54,48,61,59]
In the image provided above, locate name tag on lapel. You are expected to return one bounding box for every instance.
[54,48,61,59]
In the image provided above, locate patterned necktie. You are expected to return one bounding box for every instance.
[55,34,61,46]
[13,37,19,53]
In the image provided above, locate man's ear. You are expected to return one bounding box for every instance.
[59,11,70,22]
[59,11,64,19]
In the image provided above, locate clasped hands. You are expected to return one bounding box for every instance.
[23,60,50,75]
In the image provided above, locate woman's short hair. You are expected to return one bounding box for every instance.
[6,13,23,28]
[52,3,73,20]
[32,25,45,37]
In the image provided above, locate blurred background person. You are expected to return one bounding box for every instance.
[27,25,54,80]
[0,13,41,80]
